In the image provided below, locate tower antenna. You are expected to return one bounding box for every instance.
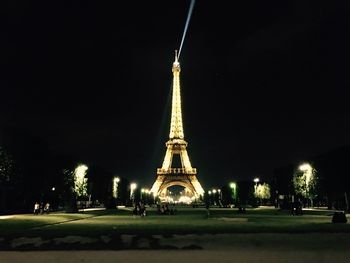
[178,0,196,59]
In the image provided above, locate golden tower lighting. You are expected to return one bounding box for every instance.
[150,51,204,201]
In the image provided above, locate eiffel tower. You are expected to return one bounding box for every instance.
[150,51,204,201]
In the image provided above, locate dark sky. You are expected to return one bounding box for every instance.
[3,0,350,188]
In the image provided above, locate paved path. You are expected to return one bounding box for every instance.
[1,233,350,262]
[0,249,349,263]
[2,233,350,250]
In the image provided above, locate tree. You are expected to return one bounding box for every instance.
[1,127,52,212]
[74,164,88,199]
[255,183,271,203]
[0,147,17,213]
[236,181,255,208]
[51,154,80,212]
[86,165,114,207]
[0,147,15,184]
[62,167,78,212]
[293,163,318,207]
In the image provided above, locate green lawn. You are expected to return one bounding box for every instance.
[0,206,349,238]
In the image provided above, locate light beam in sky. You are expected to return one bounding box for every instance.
[178,0,196,59]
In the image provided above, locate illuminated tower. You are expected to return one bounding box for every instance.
[150,51,204,201]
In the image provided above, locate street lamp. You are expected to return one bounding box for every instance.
[254,178,260,192]
[254,178,260,206]
[229,182,237,206]
[141,188,146,201]
[130,183,137,196]
[299,163,313,207]
[113,177,120,199]
[130,183,137,205]
[299,163,312,189]
[217,189,222,207]
[254,178,260,190]
[212,189,217,205]
[208,190,212,205]
[151,191,156,205]
[143,189,150,204]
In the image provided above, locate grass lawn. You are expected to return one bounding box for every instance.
[0,206,349,238]
[1,206,349,250]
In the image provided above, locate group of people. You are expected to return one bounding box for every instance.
[33,202,50,215]
[132,201,146,217]
[157,204,176,215]
[132,203,178,216]
[291,199,303,216]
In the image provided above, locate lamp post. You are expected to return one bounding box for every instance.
[208,190,212,205]
[130,183,137,206]
[299,163,313,207]
[218,189,222,207]
[144,189,150,205]
[113,177,120,199]
[212,189,217,206]
[254,178,259,193]
[254,178,260,206]
[141,188,149,202]
[141,188,144,201]
[151,191,156,205]
[112,177,120,208]
[229,182,237,207]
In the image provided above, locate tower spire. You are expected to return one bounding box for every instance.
[170,50,183,139]
[175,50,178,63]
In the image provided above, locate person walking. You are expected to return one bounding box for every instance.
[33,202,40,215]
[44,202,50,214]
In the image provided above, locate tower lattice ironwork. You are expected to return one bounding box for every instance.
[150,51,204,200]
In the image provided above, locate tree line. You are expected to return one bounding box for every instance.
[0,127,129,214]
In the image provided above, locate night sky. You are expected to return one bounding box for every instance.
[3,0,350,188]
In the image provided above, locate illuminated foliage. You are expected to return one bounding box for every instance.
[254,183,271,200]
[112,177,120,199]
[74,164,88,198]
[293,163,318,200]
[230,182,237,200]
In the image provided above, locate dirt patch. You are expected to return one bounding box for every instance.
[214,217,248,222]
[11,237,49,248]
[53,236,98,245]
